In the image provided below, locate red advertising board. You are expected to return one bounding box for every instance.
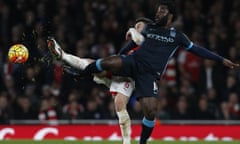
[0,124,240,141]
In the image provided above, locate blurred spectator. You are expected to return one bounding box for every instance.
[218,102,232,120]
[62,100,84,120]
[2,75,17,101]
[195,97,215,120]
[171,96,191,120]
[0,92,12,124]
[13,96,37,120]
[48,96,62,119]
[157,96,170,120]
[205,88,220,119]
[222,74,240,101]
[24,84,39,105]
[52,62,64,84]
[161,58,177,87]
[62,92,84,119]
[75,39,89,58]
[90,34,115,58]
[228,92,240,119]
[179,79,197,112]
[41,84,51,98]
[104,101,117,119]
[82,99,104,119]
[177,49,202,85]
[38,98,58,124]
[198,59,224,95]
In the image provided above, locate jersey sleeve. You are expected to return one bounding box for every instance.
[188,44,224,62]
[177,32,223,62]
[177,32,193,50]
[118,40,137,55]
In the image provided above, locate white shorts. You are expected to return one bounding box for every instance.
[93,76,135,97]
[109,76,135,97]
[93,76,112,87]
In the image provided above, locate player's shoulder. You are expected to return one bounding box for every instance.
[169,27,190,42]
[169,27,181,34]
[171,28,187,38]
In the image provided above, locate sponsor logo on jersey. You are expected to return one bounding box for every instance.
[147,33,174,43]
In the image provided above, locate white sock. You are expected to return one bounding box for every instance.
[62,52,90,70]
[117,109,131,144]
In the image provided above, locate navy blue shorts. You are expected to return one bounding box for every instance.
[118,55,159,100]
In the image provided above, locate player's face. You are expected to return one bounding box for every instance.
[155,5,169,26]
[135,21,145,32]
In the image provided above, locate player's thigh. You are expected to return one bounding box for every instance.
[114,93,129,112]
[134,74,159,100]
[110,78,135,111]
[134,74,159,119]
[110,77,135,97]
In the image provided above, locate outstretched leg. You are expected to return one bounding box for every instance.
[81,55,123,76]
[47,38,93,69]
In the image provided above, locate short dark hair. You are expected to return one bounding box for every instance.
[158,0,177,21]
[135,17,153,24]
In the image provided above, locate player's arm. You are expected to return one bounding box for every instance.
[178,33,239,69]
[186,43,223,61]
[118,40,138,55]
[188,44,239,68]
[118,27,145,54]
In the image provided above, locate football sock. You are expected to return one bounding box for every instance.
[81,59,103,76]
[117,109,131,144]
[62,53,90,69]
[139,117,155,144]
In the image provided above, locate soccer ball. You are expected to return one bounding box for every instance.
[8,44,29,63]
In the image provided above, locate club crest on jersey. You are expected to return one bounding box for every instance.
[147,33,174,43]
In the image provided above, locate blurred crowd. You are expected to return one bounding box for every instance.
[0,0,240,124]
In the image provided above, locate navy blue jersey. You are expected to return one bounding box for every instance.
[132,23,223,79]
[132,23,192,77]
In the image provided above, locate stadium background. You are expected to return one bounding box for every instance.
[0,0,240,131]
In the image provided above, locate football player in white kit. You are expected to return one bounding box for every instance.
[47,17,152,144]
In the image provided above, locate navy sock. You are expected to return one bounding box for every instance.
[139,117,155,144]
[81,59,103,76]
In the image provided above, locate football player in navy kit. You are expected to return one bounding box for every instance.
[77,0,239,143]
[50,0,239,143]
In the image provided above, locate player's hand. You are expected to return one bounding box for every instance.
[125,28,145,45]
[223,58,240,69]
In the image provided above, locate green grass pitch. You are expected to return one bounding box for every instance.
[1,140,240,144]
